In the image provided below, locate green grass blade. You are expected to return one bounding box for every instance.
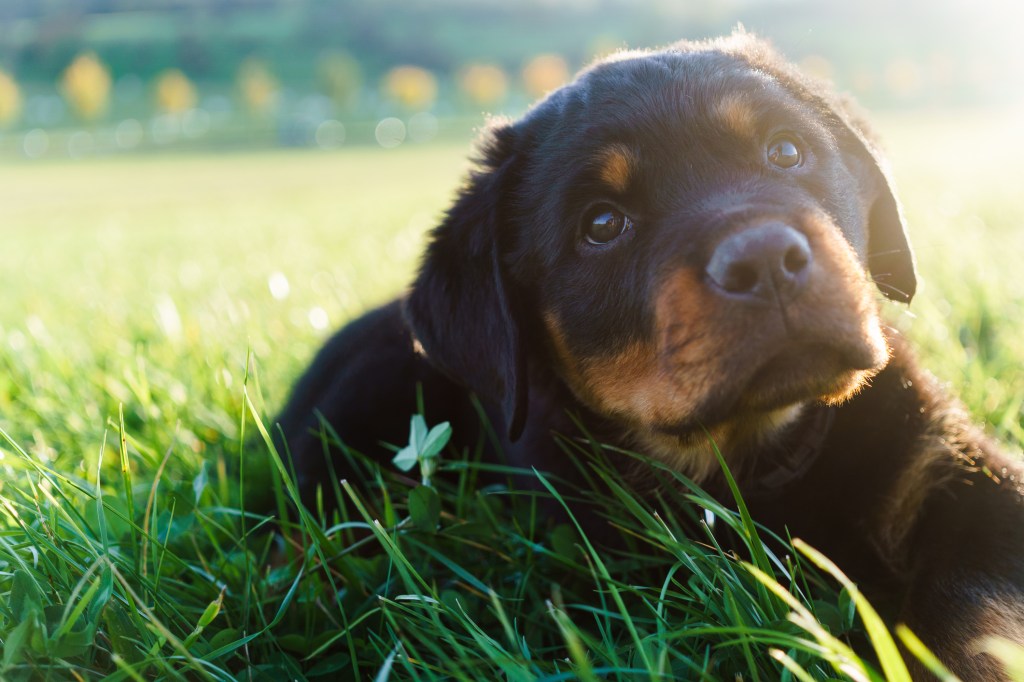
[895,625,961,681]
[793,539,911,682]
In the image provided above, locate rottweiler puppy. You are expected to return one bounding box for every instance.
[277,33,1024,679]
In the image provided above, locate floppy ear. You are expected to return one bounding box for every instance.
[834,108,918,304]
[403,123,529,440]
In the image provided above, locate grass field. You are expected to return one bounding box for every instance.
[0,108,1022,680]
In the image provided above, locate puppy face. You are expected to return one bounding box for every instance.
[406,34,915,478]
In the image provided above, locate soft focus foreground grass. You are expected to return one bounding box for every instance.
[0,108,1021,680]
[0,146,468,478]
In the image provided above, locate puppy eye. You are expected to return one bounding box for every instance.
[584,207,634,245]
[767,136,803,169]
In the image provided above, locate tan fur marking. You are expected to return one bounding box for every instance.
[629,404,806,483]
[543,311,587,392]
[597,144,635,193]
[581,269,716,427]
[714,92,757,137]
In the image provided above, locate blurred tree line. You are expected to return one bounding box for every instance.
[3,0,694,86]
[1,0,1016,99]
[0,0,1018,153]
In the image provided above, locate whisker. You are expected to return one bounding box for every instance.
[867,248,911,258]
[869,275,911,300]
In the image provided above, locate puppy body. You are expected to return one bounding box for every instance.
[277,34,1024,679]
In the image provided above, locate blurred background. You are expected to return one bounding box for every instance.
[0,0,1022,158]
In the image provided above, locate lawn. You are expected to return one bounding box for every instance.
[0,108,1022,680]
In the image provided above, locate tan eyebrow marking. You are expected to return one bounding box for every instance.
[714,92,757,137]
[596,144,637,193]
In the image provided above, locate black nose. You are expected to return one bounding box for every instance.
[705,223,812,301]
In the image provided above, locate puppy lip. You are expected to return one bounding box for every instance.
[780,336,886,371]
[737,337,883,406]
[749,342,850,388]
[649,340,871,438]
[688,339,879,422]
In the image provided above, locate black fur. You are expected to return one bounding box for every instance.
[277,34,1024,679]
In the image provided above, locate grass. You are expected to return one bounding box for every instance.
[0,107,1023,680]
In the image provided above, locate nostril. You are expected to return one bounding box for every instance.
[721,262,759,293]
[783,243,810,276]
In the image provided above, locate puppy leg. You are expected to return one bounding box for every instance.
[903,573,1024,680]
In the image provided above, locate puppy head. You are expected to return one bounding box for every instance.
[406,34,915,476]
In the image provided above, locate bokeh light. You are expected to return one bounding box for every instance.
[308,307,329,330]
[67,130,94,158]
[61,52,112,121]
[885,59,924,101]
[268,272,291,300]
[0,69,21,126]
[21,129,48,158]
[522,54,571,98]
[318,51,363,108]
[459,63,509,106]
[238,58,279,115]
[382,65,438,111]
[155,69,198,114]
[315,119,346,148]
[375,117,407,148]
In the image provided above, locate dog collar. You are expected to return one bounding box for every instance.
[740,405,836,501]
